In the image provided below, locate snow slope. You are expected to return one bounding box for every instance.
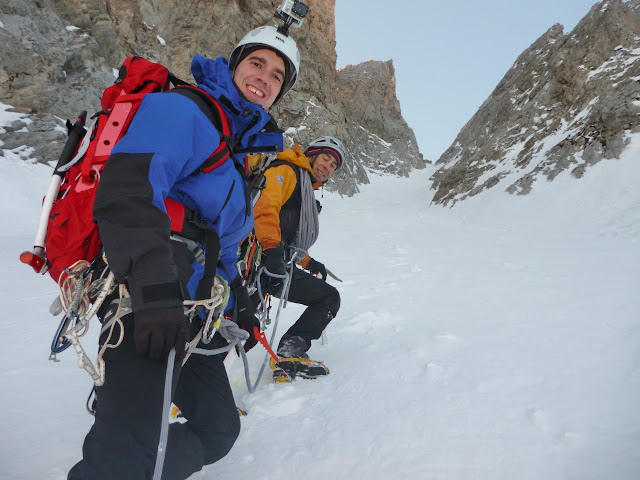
[1,115,639,479]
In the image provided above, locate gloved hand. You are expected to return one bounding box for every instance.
[134,306,189,361]
[231,284,260,352]
[262,245,287,292]
[262,244,286,276]
[236,312,259,352]
[307,258,327,281]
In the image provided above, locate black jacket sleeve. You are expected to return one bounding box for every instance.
[94,151,184,312]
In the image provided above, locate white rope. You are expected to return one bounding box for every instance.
[181,276,230,365]
[60,274,123,385]
[57,267,233,385]
[58,260,92,319]
[152,279,242,480]
[152,348,176,480]
[93,284,129,383]
[54,261,122,384]
[241,248,305,392]
[183,277,228,344]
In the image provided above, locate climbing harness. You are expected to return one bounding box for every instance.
[236,232,263,295]
[238,246,308,390]
[49,260,245,377]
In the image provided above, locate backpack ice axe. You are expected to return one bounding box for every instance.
[19,111,88,274]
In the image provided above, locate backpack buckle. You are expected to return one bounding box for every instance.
[76,166,101,193]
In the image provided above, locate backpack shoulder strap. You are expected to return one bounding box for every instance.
[264,158,302,178]
[169,85,233,175]
[253,153,278,175]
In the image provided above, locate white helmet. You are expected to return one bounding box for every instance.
[305,136,346,173]
[229,26,300,105]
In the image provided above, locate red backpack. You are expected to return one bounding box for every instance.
[20,56,232,283]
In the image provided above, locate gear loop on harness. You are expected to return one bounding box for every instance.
[180,275,237,366]
[61,270,123,385]
[183,274,230,345]
[53,267,238,385]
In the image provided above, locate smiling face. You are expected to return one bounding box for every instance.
[232,48,286,109]
[311,152,339,183]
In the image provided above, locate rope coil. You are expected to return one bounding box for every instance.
[52,266,237,387]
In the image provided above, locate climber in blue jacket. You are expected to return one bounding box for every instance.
[69,25,301,480]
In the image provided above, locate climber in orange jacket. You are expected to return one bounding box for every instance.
[253,136,345,367]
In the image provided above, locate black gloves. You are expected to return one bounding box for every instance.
[307,258,327,281]
[262,245,286,276]
[134,306,189,361]
[230,281,260,352]
[236,311,259,352]
[262,245,287,292]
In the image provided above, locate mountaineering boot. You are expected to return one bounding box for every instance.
[270,356,329,382]
[276,334,310,359]
[273,334,329,381]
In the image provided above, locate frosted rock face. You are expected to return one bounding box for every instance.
[336,60,424,181]
[0,0,423,196]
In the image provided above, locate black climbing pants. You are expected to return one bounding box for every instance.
[68,311,239,480]
[264,267,340,350]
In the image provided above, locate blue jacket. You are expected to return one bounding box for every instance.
[94,55,283,313]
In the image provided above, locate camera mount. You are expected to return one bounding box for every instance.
[274,0,309,36]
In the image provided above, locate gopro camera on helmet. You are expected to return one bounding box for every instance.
[275,0,309,35]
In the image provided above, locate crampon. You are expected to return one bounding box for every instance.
[269,356,329,382]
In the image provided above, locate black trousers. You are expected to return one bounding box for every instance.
[265,267,341,346]
[68,312,239,480]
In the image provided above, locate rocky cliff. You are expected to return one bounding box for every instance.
[336,60,424,179]
[0,0,423,196]
[431,0,640,206]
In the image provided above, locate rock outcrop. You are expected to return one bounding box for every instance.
[0,0,423,196]
[431,0,640,205]
[336,60,424,180]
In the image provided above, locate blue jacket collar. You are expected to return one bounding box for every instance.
[191,55,283,154]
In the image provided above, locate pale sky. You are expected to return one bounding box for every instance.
[335,0,613,161]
